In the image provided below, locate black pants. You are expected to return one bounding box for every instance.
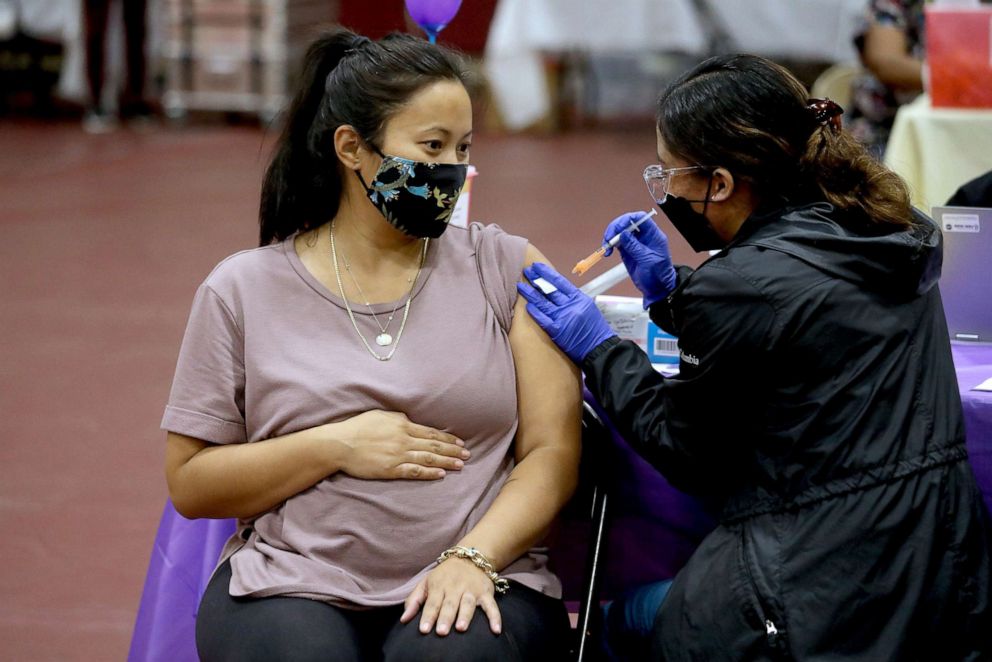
[197,560,571,662]
[83,0,147,111]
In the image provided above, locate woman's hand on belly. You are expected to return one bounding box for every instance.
[400,557,501,636]
[332,410,470,481]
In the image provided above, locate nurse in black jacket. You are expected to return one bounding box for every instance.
[518,55,992,660]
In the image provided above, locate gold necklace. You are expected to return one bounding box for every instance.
[339,246,407,346]
[329,223,428,361]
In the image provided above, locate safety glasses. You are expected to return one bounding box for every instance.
[642,164,715,204]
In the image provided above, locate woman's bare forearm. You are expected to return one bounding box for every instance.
[165,426,346,520]
[455,444,579,569]
[867,53,923,90]
[166,410,466,520]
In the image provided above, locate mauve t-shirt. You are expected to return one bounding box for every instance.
[162,222,561,607]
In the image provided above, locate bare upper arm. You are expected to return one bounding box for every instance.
[862,24,922,90]
[863,24,908,61]
[508,244,583,464]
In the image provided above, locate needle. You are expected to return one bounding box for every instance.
[572,209,657,276]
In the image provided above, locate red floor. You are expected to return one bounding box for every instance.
[0,117,701,660]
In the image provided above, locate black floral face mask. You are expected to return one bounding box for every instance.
[356,146,468,239]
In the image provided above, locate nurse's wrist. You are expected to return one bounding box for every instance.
[582,335,622,369]
[640,266,677,310]
[642,292,668,310]
[568,325,618,365]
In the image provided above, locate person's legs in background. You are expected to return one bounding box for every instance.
[83,0,114,132]
[84,0,152,131]
[120,0,152,120]
[600,579,673,662]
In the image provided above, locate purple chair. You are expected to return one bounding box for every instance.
[127,505,233,661]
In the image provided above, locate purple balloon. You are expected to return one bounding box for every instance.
[405,0,463,38]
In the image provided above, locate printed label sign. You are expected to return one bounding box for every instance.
[647,322,679,364]
[942,213,981,233]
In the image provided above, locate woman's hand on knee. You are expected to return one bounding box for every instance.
[400,558,502,636]
[331,410,469,480]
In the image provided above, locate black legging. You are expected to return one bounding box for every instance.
[196,559,572,662]
[83,0,147,110]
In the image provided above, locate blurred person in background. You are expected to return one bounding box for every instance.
[947,169,992,207]
[83,0,151,131]
[848,0,925,156]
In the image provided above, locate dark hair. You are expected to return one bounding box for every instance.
[259,28,469,245]
[656,54,913,227]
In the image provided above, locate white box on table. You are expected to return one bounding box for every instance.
[595,295,680,369]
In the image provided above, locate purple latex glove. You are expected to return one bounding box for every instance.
[517,262,617,364]
[603,211,677,308]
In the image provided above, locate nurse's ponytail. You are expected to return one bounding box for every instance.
[799,107,912,228]
[259,28,469,246]
[657,54,913,228]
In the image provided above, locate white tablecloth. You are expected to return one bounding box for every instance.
[484,0,708,130]
[884,95,992,211]
[702,0,864,63]
[484,0,866,130]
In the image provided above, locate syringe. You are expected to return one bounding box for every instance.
[572,209,657,276]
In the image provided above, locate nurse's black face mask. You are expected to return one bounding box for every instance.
[642,164,724,252]
[356,141,468,239]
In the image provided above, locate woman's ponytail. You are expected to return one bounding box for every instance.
[799,119,913,229]
[259,29,360,246]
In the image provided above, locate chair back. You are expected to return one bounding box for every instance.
[810,63,861,111]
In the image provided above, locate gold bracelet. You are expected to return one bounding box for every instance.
[436,546,510,594]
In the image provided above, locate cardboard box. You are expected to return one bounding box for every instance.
[593,295,682,370]
[164,2,331,54]
[925,6,992,108]
[165,52,290,97]
[595,295,649,352]
[160,0,329,116]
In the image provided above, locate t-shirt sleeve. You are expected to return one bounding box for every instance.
[161,283,247,444]
[471,223,529,332]
[855,0,913,49]
[868,0,911,30]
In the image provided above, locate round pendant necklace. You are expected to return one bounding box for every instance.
[340,252,407,346]
[329,223,428,361]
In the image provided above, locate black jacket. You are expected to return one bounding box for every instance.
[584,202,992,660]
[946,170,992,207]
